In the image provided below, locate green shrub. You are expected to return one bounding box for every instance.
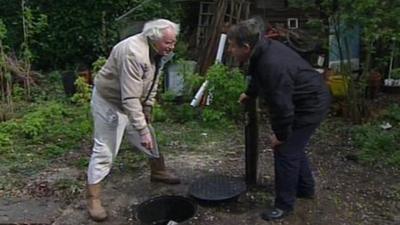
[71,76,92,105]
[1,100,92,160]
[352,104,400,167]
[206,64,246,123]
[12,85,25,102]
[45,145,65,158]
[30,71,65,101]
[160,90,177,102]
[0,132,12,146]
[201,108,228,126]
[172,104,199,123]
[353,125,398,164]
[153,103,168,122]
[92,56,107,75]
[19,102,65,139]
[384,104,400,122]
[21,113,46,138]
[155,64,245,126]
[158,80,201,123]
[391,68,400,80]
[0,1,184,69]
[176,60,204,101]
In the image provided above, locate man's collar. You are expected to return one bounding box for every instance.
[250,37,269,61]
[162,52,175,63]
[248,37,270,73]
[147,37,158,63]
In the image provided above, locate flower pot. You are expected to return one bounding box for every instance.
[327,75,348,97]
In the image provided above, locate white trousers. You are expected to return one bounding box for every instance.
[87,88,159,184]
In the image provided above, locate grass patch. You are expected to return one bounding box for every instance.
[352,104,400,167]
[0,100,92,194]
[154,120,241,154]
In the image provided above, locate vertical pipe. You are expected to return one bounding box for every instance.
[245,97,258,186]
[215,33,227,64]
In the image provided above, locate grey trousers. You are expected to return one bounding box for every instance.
[87,88,159,184]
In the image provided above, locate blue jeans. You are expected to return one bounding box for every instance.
[273,123,320,211]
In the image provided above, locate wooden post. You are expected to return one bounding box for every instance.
[245,97,258,186]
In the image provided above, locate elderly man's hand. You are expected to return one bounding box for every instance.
[238,93,250,105]
[140,132,154,150]
[270,134,283,150]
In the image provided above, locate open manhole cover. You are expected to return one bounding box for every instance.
[189,175,246,202]
[136,195,197,225]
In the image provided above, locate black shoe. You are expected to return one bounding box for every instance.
[260,208,291,221]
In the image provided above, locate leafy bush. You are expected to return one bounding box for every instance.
[0,0,184,70]
[172,104,199,123]
[174,59,204,101]
[91,56,107,75]
[71,76,92,105]
[391,68,400,80]
[0,68,94,194]
[353,125,399,165]
[206,64,246,123]
[201,108,228,126]
[155,63,245,126]
[384,104,400,122]
[160,90,177,102]
[19,102,66,139]
[0,99,92,175]
[157,93,199,123]
[30,71,66,101]
[20,111,46,138]
[153,103,167,122]
[0,132,12,146]
[352,104,400,167]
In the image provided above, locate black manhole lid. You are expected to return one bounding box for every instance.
[189,175,246,201]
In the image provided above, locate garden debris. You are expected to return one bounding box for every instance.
[3,55,39,85]
[380,122,392,130]
[26,181,54,197]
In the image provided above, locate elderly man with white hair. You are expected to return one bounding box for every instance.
[86,18,180,221]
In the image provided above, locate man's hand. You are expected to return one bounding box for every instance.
[238,93,250,104]
[270,134,283,150]
[143,106,152,124]
[140,132,154,150]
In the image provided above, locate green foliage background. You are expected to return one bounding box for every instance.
[204,64,246,125]
[352,104,400,166]
[0,0,183,70]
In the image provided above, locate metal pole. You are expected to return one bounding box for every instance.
[245,97,258,186]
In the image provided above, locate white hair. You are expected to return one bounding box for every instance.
[142,19,180,41]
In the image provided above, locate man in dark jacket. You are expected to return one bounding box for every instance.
[227,18,331,221]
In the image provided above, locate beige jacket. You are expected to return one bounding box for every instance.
[94,33,172,135]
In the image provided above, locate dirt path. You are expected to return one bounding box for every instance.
[51,122,400,225]
[1,105,400,224]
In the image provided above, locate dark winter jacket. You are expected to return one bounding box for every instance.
[245,37,331,141]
